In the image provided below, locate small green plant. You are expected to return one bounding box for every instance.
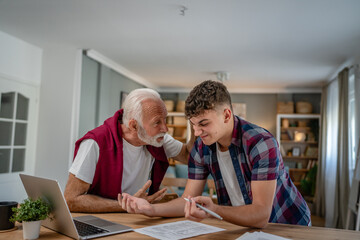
[10,197,52,223]
[300,164,317,196]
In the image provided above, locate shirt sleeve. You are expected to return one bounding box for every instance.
[69,139,99,184]
[188,139,209,180]
[163,133,183,158]
[249,136,280,181]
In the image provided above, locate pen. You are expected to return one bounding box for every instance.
[183,197,223,220]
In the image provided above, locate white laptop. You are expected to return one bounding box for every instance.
[19,174,133,240]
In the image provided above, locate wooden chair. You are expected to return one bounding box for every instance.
[160,177,218,203]
[161,177,188,194]
[159,177,187,203]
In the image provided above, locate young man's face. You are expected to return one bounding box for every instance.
[138,99,168,147]
[189,108,227,146]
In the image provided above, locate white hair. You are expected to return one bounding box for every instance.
[122,88,162,127]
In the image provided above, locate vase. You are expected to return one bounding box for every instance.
[22,220,41,240]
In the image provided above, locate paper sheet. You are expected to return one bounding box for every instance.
[134,220,225,240]
[236,231,291,240]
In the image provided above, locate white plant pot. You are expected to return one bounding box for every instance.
[22,220,41,240]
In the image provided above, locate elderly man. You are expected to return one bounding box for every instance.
[119,80,311,227]
[64,88,192,212]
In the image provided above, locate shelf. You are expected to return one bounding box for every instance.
[293,181,301,187]
[167,124,187,128]
[167,112,185,117]
[282,156,318,160]
[280,140,318,144]
[282,127,311,131]
[289,168,309,172]
[174,137,186,142]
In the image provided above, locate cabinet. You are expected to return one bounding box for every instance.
[276,114,321,197]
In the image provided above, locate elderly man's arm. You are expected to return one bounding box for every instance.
[64,174,167,213]
[64,174,125,213]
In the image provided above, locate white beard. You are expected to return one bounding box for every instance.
[137,125,165,147]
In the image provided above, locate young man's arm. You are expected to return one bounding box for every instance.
[64,174,167,213]
[119,179,206,217]
[185,179,276,228]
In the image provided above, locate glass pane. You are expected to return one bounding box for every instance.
[0,149,11,173]
[16,93,29,120]
[0,121,13,145]
[0,92,15,119]
[14,123,27,146]
[12,149,25,172]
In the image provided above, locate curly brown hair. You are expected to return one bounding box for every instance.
[185,80,232,118]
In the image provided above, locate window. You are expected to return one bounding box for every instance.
[0,92,29,173]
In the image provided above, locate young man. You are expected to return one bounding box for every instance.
[119,80,311,227]
[64,88,192,213]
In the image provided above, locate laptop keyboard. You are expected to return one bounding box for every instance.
[73,219,109,237]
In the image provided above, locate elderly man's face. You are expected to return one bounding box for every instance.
[137,99,168,147]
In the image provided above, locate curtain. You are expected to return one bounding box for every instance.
[315,86,327,218]
[334,68,350,228]
[322,78,339,227]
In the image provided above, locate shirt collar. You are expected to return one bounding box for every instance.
[230,115,242,147]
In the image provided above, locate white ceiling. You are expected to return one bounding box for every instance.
[1,0,360,92]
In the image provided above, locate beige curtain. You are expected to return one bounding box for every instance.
[316,68,351,228]
[334,68,350,228]
[315,86,327,218]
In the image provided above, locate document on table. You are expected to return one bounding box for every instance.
[236,231,291,240]
[134,220,225,240]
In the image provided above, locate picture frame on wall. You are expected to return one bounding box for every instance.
[292,147,301,157]
[120,91,128,108]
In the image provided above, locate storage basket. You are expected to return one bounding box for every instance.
[277,102,294,113]
[296,102,312,114]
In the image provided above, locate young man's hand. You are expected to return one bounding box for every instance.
[184,196,217,221]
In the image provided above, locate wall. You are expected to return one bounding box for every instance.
[34,45,80,190]
[160,92,321,137]
[79,55,99,137]
[78,55,145,137]
[0,30,42,201]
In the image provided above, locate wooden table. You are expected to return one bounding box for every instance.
[1,213,360,240]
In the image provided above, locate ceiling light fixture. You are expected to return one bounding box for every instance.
[216,71,230,82]
[180,6,188,16]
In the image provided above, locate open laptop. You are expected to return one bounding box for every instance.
[19,174,133,240]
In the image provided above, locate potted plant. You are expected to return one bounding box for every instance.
[10,197,52,240]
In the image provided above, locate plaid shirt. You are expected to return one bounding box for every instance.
[188,116,311,226]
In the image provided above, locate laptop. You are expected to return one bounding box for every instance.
[19,174,133,240]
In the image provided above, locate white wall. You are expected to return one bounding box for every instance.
[34,45,81,190]
[0,31,42,85]
[0,30,42,201]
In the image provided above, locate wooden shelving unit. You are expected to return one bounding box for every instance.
[276,114,321,199]
[166,112,190,165]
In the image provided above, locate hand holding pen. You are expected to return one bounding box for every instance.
[184,196,223,221]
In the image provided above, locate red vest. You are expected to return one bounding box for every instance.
[73,109,169,199]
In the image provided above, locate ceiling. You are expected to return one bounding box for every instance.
[1,0,360,92]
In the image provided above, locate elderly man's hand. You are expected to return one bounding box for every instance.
[118,193,156,216]
[132,180,167,203]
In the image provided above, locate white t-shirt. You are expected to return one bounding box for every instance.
[69,134,182,195]
[216,142,245,206]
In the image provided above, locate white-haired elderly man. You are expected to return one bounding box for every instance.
[64,88,192,212]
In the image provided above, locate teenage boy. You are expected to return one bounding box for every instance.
[119,80,311,227]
